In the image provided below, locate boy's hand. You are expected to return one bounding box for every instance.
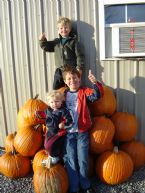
[39,33,47,41]
[59,122,65,129]
[88,70,97,84]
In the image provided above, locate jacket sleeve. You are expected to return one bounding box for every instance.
[75,41,85,70]
[86,81,104,102]
[39,38,58,52]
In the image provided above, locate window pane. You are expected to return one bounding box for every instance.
[127,4,145,22]
[105,5,125,24]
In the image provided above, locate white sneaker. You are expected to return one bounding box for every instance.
[42,158,49,165]
[49,156,60,164]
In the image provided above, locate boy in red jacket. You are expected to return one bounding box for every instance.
[62,68,104,193]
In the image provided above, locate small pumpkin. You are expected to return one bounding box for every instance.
[96,146,133,185]
[33,163,69,193]
[32,149,48,171]
[111,112,138,142]
[5,132,17,152]
[0,149,31,178]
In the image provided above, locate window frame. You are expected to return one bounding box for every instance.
[98,0,145,60]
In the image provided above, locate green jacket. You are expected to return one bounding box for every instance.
[39,34,84,70]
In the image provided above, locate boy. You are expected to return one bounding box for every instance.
[39,17,84,89]
[36,91,73,165]
[62,68,104,193]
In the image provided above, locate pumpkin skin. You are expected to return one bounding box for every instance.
[90,116,115,154]
[120,140,145,170]
[0,151,31,178]
[17,95,48,130]
[32,149,48,171]
[5,132,17,152]
[89,86,117,117]
[111,112,138,142]
[96,147,133,185]
[33,164,69,193]
[14,125,43,157]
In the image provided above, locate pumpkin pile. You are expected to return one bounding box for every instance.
[89,85,145,185]
[0,86,145,190]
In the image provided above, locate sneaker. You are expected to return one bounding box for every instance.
[49,156,60,164]
[42,158,49,165]
[82,187,96,193]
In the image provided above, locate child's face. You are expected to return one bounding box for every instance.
[58,24,71,37]
[64,73,81,91]
[49,97,62,111]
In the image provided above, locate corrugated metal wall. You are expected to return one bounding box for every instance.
[0,0,145,146]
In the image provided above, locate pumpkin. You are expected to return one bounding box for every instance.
[57,86,67,94]
[96,146,133,185]
[90,116,115,154]
[111,112,138,142]
[14,125,43,157]
[32,149,48,171]
[120,140,145,170]
[17,94,48,130]
[89,86,117,117]
[0,150,30,178]
[5,132,17,152]
[33,163,69,193]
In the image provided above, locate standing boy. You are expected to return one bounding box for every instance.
[39,17,84,89]
[62,68,104,193]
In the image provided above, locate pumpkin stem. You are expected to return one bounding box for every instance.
[34,124,41,130]
[34,94,39,99]
[113,146,119,153]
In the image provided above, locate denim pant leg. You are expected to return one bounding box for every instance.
[64,133,79,192]
[77,131,91,190]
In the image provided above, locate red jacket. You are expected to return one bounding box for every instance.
[65,81,104,133]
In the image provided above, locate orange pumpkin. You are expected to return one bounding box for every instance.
[17,94,48,130]
[120,140,145,170]
[5,132,17,152]
[33,164,69,193]
[96,146,133,185]
[89,86,117,117]
[90,116,115,154]
[14,125,43,157]
[0,150,31,178]
[111,112,138,142]
[32,149,48,171]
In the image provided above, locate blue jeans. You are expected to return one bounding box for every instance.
[63,131,90,192]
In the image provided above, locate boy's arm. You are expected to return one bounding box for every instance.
[86,70,104,102]
[39,40,56,52]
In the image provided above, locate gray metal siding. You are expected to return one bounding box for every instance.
[0,0,145,146]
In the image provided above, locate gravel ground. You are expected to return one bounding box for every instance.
[0,165,145,193]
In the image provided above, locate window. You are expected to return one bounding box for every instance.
[98,0,145,60]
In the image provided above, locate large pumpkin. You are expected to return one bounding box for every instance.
[14,125,43,157]
[89,86,117,117]
[17,94,48,130]
[96,146,133,185]
[90,116,115,154]
[33,164,69,193]
[0,150,31,178]
[111,112,138,142]
[120,140,145,170]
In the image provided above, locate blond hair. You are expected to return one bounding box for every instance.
[46,90,64,105]
[57,17,72,29]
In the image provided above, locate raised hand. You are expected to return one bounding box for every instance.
[39,33,47,41]
[88,69,97,84]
